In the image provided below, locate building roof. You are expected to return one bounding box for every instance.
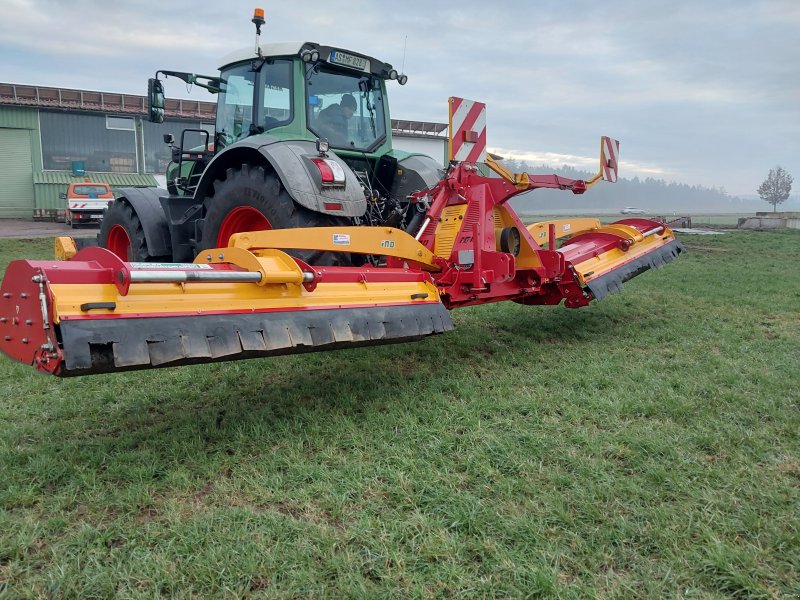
[33,172,158,187]
[0,82,448,138]
[391,120,448,137]
[0,82,216,120]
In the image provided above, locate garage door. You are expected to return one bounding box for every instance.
[0,128,35,218]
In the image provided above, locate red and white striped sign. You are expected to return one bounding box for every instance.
[448,97,486,163]
[600,136,620,183]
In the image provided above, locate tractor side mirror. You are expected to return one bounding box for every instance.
[59,192,67,200]
[163,133,175,145]
[148,78,165,124]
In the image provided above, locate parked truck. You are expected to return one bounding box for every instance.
[61,181,114,228]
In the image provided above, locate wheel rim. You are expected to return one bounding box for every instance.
[107,224,132,261]
[216,206,272,247]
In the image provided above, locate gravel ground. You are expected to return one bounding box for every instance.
[0,219,98,239]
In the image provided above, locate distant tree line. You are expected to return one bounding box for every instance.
[501,159,751,214]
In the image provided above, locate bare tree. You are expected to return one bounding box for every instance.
[757,166,793,213]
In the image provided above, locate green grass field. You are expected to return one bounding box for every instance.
[1,231,798,598]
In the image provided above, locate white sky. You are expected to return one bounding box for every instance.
[1,0,799,196]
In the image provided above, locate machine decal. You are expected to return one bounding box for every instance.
[333,233,351,245]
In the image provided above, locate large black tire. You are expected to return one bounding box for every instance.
[201,164,350,266]
[98,200,169,262]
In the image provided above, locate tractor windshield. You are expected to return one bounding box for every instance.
[216,60,293,147]
[306,67,386,152]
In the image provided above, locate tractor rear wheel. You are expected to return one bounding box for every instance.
[201,164,349,266]
[99,200,166,262]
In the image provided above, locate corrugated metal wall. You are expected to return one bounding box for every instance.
[0,107,42,170]
[32,185,61,215]
[0,106,38,129]
[0,128,35,217]
[0,108,39,217]
[40,111,137,173]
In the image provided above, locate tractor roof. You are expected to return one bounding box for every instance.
[219,42,395,79]
[219,42,308,68]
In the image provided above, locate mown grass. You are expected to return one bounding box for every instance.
[0,231,798,598]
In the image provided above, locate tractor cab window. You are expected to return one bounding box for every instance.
[261,60,293,129]
[216,64,256,146]
[217,60,293,147]
[216,60,294,148]
[306,67,386,152]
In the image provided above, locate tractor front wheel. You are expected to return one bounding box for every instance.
[99,201,164,262]
[201,164,349,266]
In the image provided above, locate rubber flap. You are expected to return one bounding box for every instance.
[56,303,453,376]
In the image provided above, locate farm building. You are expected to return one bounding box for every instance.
[0,82,448,219]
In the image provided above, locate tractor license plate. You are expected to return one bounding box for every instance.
[329,50,369,72]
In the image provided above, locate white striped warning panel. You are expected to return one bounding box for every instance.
[601,136,620,183]
[448,97,487,163]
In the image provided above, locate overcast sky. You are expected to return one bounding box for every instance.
[2,0,798,196]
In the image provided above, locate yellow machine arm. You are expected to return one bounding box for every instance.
[485,136,620,193]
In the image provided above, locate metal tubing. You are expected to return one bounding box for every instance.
[414,217,431,241]
[642,226,665,239]
[129,271,263,283]
[128,270,316,284]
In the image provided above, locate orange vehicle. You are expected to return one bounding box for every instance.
[60,181,114,228]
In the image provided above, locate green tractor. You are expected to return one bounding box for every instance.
[99,16,440,266]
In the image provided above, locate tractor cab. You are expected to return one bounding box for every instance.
[214,42,399,155]
[149,41,406,196]
[129,9,439,264]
